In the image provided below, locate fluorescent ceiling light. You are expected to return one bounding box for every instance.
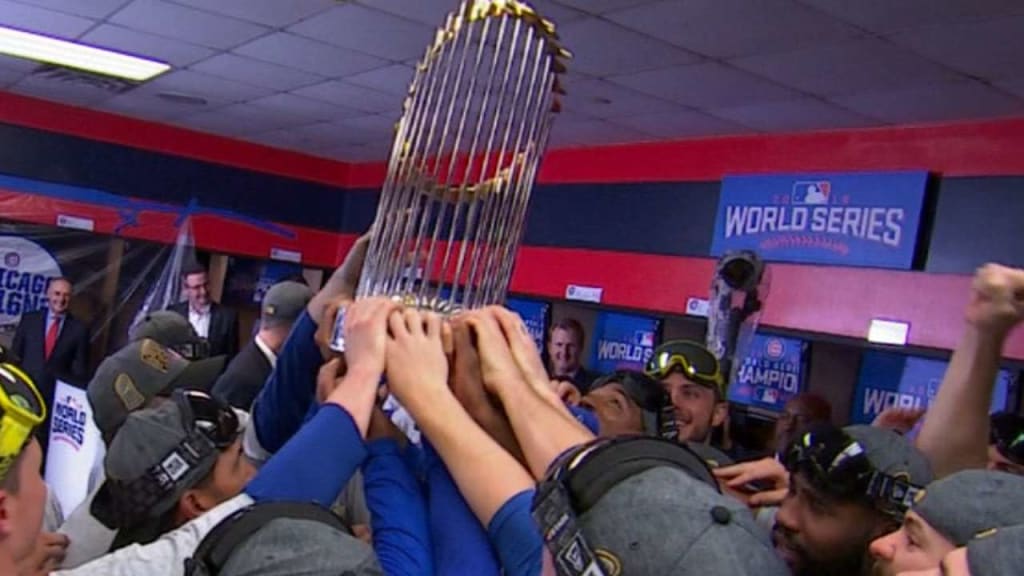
[0,25,170,82]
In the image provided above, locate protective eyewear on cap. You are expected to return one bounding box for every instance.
[178,390,238,449]
[173,341,210,361]
[785,428,921,517]
[0,362,46,483]
[644,341,724,394]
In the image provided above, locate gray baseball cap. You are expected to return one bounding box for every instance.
[913,470,1024,546]
[578,466,789,575]
[219,517,382,575]
[844,425,934,486]
[129,311,209,360]
[967,523,1024,576]
[87,338,225,437]
[260,281,312,329]
[98,397,220,529]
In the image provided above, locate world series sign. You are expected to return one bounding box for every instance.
[711,172,928,269]
[589,312,660,374]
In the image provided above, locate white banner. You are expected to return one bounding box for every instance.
[45,381,104,516]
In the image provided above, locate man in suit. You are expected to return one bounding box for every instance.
[212,280,312,409]
[10,276,90,452]
[169,265,239,362]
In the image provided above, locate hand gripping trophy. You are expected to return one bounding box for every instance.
[334,0,569,351]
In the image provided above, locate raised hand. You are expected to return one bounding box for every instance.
[966,263,1024,336]
[450,315,524,462]
[343,297,401,382]
[464,308,529,398]
[872,406,927,435]
[314,296,349,360]
[385,308,450,410]
[713,457,790,508]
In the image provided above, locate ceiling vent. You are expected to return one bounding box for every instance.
[27,63,139,95]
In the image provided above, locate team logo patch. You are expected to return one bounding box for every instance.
[140,339,170,373]
[114,373,146,411]
[3,252,19,268]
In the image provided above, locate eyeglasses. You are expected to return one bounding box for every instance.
[785,427,920,517]
[0,362,46,483]
[176,390,239,449]
[644,340,725,396]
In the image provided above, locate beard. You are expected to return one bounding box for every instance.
[773,524,874,576]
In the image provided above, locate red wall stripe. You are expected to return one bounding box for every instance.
[0,92,350,188]
[509,245,1024,360]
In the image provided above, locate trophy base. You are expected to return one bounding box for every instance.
[328,293,463,353]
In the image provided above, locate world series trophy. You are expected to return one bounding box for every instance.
[334,1,568,351]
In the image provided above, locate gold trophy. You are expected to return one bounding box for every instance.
[355,0,568,315]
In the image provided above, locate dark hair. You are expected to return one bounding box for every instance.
[48,276,73,290]
[181,263,208,279]
[590,370,669,414]
[550,318,585,347]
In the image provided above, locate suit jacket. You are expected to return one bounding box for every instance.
[169,301,239,360]
[11,309,90,397]
[210,339,272,409]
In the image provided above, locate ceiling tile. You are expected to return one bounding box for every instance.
[247,93,363,123]
[555,0,659,14]
[709,98,881,132]
[344,64,416,96]
[610,109,753,138]
[165,0,334,27]
[80,24,213,67]
[293,80,403,114]
[890,15,1024,80]
[98,90,202,121]
[556,17,701,76]
[315,143,392,162]
[110,0,269,50]
[233,33,387,78]
[799,0,1024,34]
[609,62,798,109]
[607,0,863,59]
[994,77,1024,100]
[548,117,652,147]
[730,38,960,97]
[0,53,38,73]
[335,114,399,142]
[0,0,96,38]
[0,66,25,88]
[192,53,323,91]
[560,75,680,118]
[177,103,319,137]
[9,75,114,106]
[289,4,435,62]
[245,121,345,151]
[832,79,1024,124]
[6,0,129,19]
[134,68,274,105]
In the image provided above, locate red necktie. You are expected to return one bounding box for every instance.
[45,317,60,359]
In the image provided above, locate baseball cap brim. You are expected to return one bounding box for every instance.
[167,355,225,394]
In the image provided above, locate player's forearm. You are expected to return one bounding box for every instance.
[917,325,1004,477]
[494,384,594,480]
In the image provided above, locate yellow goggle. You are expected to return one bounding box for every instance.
[644,340,726,398]
[0,362,46,483]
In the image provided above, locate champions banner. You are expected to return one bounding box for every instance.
[589,311,660,374]
[505,297,549,353]
[711,172,928,269]
[851,351,1019,424]
[0,236,63,337]
[728,333,806,412]
[45,381,105,515]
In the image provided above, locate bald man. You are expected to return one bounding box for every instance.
[773,393,832,457]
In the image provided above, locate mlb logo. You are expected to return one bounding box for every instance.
[4,252,19,268]
[761,388,779,404]
[765,338,785,359]
[792,181,831,205]
[634,331,655,347]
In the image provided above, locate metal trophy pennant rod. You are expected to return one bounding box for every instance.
[356,0,569,314]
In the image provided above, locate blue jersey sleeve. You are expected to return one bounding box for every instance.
[423,441,501,576]
[245,404,366,507]
[487,489,543,576]
[364,439,433,576]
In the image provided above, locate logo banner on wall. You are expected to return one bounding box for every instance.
[589,311,660,374]
[851,351,1018,425]
[505,297,549,353]
[0,236,63,335]
[45,381,105,515]
[728,333,806,412]
[711,172,928,269]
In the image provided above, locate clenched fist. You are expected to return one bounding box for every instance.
[966,264,1024,336]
